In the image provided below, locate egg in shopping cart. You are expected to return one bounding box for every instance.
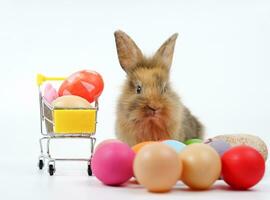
[52,95,92,108]
[58,70,104,103]
[43,83,58,103]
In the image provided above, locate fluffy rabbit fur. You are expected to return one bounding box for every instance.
[114,30,203,146]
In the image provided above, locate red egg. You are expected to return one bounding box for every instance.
[59,70,104,103]
[221,145,265,190]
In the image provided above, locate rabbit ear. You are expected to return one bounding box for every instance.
[154,33,178,69]
[114,30,143,72]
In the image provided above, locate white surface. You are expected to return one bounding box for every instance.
[1,160,270,200]
[0,0,269,199]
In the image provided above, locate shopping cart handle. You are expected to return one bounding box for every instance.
[36,74,66,86]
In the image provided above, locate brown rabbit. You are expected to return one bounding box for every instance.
[114,30,204,146]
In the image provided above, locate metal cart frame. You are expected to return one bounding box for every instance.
[36,74,97,176]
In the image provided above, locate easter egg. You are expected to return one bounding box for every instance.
[184,138,203,145]
[52,95,91,108]
[213,134,268,160]
[179,143,221,190]
[58,70,104,103]
[43,83,58,104]
[92,142,135,186]
[162,140,186,153]
[205,139,231,156]
[95,139,123,151]
[132,141,156,153]
[133,143,182,193]
[221,146,265,190]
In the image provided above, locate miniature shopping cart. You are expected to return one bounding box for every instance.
[36,74,97,176]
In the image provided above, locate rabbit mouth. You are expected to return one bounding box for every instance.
[144,105,162,117]
[136,112,171,142]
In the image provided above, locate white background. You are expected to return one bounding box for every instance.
[0,0,269,199]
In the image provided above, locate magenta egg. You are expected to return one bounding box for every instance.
[92,142,135,186]
[95,139,123,152]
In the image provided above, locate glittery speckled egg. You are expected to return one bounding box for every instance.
[213,134,268,160]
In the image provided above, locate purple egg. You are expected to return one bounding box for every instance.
[206,140,231,156]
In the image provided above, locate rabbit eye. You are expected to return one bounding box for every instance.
[136,85,142,94]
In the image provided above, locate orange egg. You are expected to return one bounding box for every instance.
[179,143,221,190]
[133,143,182,193]
[132,141,156,153]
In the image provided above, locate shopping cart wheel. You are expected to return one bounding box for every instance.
[87,164,92,176]
[48,164,55,176]
[38,159,44,170]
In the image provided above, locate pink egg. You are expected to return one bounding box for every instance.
[43,83,58,104]
[95,139,123,152]
[92,142,135,186]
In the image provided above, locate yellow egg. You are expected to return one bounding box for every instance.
[133,143,182,193]
[52,95,91,108]
[179,143,221,190]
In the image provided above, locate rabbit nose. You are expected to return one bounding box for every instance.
[146,105,160,116]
